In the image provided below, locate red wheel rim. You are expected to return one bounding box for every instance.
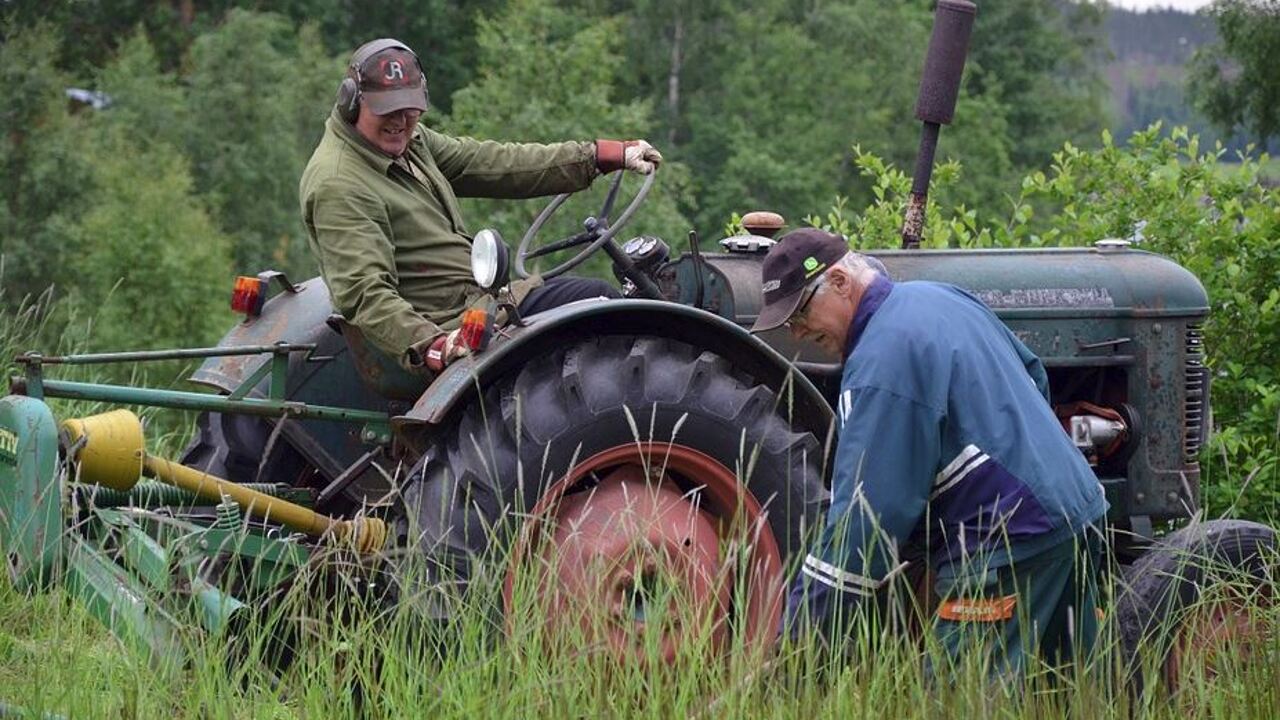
[502,442,785,664]
[1167,584,1273,688]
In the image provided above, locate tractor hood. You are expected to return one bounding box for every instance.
[873,246,1209,317]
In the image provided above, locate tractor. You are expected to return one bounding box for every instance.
[0,0,1272,690]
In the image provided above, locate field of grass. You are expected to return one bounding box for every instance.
[0,534,1277,720]
[1212,154,1280,187]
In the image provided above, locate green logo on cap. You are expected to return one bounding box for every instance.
[803,256,826,278]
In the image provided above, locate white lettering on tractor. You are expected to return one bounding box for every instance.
[0,428,17,464]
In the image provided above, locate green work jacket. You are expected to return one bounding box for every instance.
[300,109,599,368]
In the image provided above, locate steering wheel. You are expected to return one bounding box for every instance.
[516,169,656,280]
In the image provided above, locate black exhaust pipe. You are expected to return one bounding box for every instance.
[901,0,976,249]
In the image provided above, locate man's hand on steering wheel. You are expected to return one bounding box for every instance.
[516,144,660,282]
[595,139,663,175]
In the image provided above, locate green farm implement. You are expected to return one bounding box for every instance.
[2,344,389,658]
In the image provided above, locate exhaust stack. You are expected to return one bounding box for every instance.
[901,0,976,249]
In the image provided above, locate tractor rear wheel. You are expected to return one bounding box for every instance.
[180,411,312,488]
[402,335,828,659]
[1116,519,1276,695]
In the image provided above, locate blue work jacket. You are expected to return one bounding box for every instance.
[787,276,1108,628]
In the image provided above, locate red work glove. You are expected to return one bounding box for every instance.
[416,329,470,373]
[595,139,663,175]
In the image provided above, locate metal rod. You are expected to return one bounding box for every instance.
[142,456,386,553]
[900,121,940,250]
[16,344,316,365]
[25,379,389,425]
[689,230,705,310]
[911,121,941,196]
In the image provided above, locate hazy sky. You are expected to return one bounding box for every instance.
[1109,0,1213,11]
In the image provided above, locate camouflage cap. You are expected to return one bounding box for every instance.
[352,42,429,115]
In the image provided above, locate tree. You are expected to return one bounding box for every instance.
[93,30,191,155]
[964,0,1107,169]
[185,10,342,276]
[0,23,90,306]
[444,0,693,277]
[64,128,234,355]
[679,1,932,232]
[1188,0,1280,148]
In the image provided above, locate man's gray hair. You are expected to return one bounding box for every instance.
[813,251,887,296]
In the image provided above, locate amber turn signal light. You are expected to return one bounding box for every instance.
[230,276,266,317]
[459,308,493,351]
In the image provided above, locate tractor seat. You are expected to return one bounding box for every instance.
[326,314,431,402]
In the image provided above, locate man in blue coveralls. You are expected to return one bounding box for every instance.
[751,228,1109,673]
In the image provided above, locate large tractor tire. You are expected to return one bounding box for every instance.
[1116,519,1276,695]
[403,335,828,658]
[180,412,311,488]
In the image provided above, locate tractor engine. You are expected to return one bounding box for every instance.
[652,234,1208,553]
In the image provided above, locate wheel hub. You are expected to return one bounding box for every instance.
[503,442,784,664]
[1168,584,1274,686]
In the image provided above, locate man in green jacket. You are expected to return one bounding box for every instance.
[300,38,661,373]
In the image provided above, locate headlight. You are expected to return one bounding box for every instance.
[471,228,509,292]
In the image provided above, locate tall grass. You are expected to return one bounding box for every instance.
[0,274,206,458]
[0,513,1275,719]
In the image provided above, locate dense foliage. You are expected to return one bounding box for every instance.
[0,0,1107,292]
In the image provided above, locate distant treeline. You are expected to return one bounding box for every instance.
[1104,4,1275,155]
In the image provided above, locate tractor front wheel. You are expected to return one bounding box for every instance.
[403,335,828,660]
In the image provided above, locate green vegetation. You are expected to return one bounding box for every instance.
[0,0,1110,299]
[0,504,1276,718]
[1188,0,1280,150]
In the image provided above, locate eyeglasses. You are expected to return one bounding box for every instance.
[785,277,824,329]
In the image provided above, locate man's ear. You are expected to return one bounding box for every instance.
[827,266,854,297]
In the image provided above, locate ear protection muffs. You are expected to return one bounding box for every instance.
[335,38,429,124]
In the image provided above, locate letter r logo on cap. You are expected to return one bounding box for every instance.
[386,61,404,80]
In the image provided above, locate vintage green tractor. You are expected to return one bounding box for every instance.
[0,0,1272,689]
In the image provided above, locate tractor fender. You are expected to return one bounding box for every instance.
[189,277,338,394]
[183,277,401,489]
[393,298,836,448]
[190,277,428,402]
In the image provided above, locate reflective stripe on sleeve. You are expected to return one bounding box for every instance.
[931,444,990,500]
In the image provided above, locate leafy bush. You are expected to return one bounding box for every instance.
[63,128,235,359]
[443,0,693,279]
[809,125,1279,521]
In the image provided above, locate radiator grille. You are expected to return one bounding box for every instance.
[1184,323,1206,462]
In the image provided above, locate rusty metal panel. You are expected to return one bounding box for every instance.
[189,278,336,393]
